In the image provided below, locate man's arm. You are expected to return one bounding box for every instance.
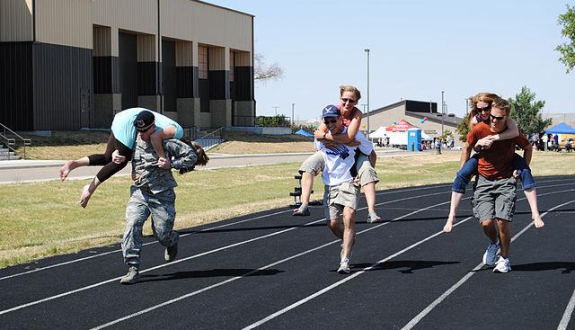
[459,142,473,169]
[522,142,533,166]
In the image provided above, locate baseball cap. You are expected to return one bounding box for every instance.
[322,104,340,118]
[134,110,155,131]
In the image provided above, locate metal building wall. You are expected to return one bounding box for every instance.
[0,0,34,42]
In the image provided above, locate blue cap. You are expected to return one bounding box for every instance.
[322,105,340,118]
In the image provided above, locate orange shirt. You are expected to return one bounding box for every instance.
[467,122,530,180]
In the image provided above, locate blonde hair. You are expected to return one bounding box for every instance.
[491,97,511,116]
[339,85,361,101]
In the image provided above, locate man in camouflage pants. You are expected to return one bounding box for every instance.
[120,129,198,285]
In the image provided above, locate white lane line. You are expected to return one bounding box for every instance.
[402,197,575,330]
[93,198,452,329]
[0,185,447,281]
[558,289,575,330]
[242,204,471,330]
[0,227,298,316]
[0,210,279,282]
[0,189,448,316]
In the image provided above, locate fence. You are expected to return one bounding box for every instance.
[0,122,32,159]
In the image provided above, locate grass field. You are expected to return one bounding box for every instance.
[2,132,575,269]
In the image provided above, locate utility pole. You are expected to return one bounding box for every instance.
[438,91,444,155]
[292,103,295,127]
[364,48,370,139]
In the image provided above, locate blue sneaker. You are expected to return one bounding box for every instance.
[482,240,500,266]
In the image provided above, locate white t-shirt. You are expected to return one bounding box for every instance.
[316,127,373,186]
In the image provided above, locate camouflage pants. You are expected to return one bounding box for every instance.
[122,186,179,266]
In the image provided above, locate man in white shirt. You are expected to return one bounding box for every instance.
[317,105,373,274]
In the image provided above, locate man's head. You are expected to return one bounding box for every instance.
[322,104,343,134]
[489,97,510,133]
[134,110,156,141]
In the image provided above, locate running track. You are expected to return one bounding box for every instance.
[1,176,574,330]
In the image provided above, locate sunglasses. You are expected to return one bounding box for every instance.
[489,114,505,121]
[324,118,338,124]
[341,98,356,104]
[477,106,491,113]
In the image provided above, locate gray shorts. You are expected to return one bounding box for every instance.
[299,151,379,187]
[472,176,517,222]
[323,182,360,221]
[356,152,379,186]
[299,151,324,176]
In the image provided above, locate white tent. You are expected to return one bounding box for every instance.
[421,131,433,141]
[369,126,388,139]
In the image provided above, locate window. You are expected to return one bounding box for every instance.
[198,46,208,79]
[230,51,235,82]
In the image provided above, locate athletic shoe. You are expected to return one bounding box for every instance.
[337,258,350,274]
[165,242,178,262]
[482,240,500,266]
[493,256,511,273]
[367,212,381,223]
[120,266,140,285]
[292,207,310,216]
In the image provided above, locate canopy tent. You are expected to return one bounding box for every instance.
[545,122,575,135]
[385,119,414,132]
[295,128,314,138]
[369,126,388,139]
[421,131,433,141]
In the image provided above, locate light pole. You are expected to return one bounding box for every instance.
[364,48,370,139]
[292,103,295,127]
[273,106,279,116]
[439,91,444,154]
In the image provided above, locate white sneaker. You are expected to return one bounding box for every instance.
[482,240,500,266]
[337,258,350,274]
[493,256,511,273]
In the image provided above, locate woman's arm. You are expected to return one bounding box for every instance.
[492,117,519,140]
[315,110,363,144]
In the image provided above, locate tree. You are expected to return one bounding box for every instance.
[254,53,284,83]
[509,86,552,135]
[456,114,470,142]
[556,4,575,74]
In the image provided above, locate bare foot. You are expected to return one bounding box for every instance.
[533,216,545,228]
[443,215,455,233]
[79,185,93,208]
[59,160,75,181]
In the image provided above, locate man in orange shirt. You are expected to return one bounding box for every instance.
[465,97,535,273]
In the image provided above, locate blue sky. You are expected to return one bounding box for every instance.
[210,0,574,121]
